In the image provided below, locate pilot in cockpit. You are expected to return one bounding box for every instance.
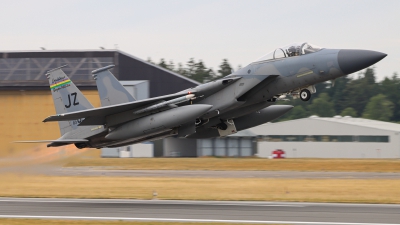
[287,45,300,57]
[255,42,322,62]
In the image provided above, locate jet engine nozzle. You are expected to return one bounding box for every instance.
[338,49,387,75]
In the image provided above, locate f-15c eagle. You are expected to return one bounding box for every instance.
[17,42,386,148]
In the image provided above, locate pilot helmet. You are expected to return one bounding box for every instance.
[287,45,300,56]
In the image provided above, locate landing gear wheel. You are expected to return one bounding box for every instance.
[300,89,311,101]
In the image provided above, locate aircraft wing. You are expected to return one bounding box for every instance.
[43,91,191,124]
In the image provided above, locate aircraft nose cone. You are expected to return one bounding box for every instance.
[338,49,387,75]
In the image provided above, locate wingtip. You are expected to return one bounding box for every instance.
[43,114,64,122]
[42,116,53,123]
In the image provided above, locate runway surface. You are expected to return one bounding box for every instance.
[57,168,400,179]
[1,198,400,224]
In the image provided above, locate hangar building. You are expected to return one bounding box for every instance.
[163,130,257,157]
[251,116,400,158]
[0,49,199,155]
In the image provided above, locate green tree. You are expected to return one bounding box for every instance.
[175,63,186,76]
[158,58,168,69]
[286,105,309,120]
[378,73,400,121]
[362,94,394,121]
[217,59,233,78]
[185,58,197,77]
[147,57,154,64]
[167,60,175,71]
[364,67,376,85]
[327,76,351,113]
[340,107,357,117]
[308,93,336,117]
[341,68,378,115]
[191,60,214,83]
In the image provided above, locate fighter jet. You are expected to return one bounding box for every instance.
[17,42,386,148]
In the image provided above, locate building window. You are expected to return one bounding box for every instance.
[199,139,213,156]
[240,139,253,156]
[214,139,226,156]
[228,139,239,157]
[0,57,113,82]
[258,135,389,143]
[359,136,389,142]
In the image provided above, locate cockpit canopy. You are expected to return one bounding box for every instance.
[256,42,322,62]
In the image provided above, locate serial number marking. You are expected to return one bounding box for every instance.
[72,118,84,125]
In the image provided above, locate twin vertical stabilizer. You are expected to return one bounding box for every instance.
[92,65,135,107]
[46,66,94,135]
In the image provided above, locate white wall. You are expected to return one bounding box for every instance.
[258,142,399,158]
[102,143,154,158]
[251,118,400,159]
[251,119,397,136]
[130,143,154,157]
[121,80,149,100]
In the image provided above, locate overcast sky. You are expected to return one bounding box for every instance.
[1,0,398,79]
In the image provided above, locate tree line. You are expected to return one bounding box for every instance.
[277,68,399,122]
[149,58,398,122]
[148,58,235,83]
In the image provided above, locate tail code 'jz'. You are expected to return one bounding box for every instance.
[65,92,79,108]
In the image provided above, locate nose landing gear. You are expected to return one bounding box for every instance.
[300,89,311,101]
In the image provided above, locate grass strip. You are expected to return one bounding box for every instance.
[0,174,399,203]
[65,157,400,172]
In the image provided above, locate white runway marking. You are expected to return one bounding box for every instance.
[0,215,399,225]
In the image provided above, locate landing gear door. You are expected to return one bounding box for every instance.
[217,120,237,137]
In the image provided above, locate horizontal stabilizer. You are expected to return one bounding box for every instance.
[14,139,88,143]
[43,91,193,123]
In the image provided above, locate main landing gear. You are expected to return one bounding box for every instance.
[216,120,228,130]
[300,89,311,101]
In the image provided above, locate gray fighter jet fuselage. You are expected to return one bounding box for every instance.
[183,44,387,138]
[17,42,387,149]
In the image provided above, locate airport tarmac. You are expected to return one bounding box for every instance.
[0,198,400,224]
[56,168,400,179]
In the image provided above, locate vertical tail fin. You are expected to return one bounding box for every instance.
[92,65,135,107]
[46,65,94,135]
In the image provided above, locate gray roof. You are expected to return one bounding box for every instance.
[310,116,400,132]
[0,49,200,94]
[117,49,201,85]
[228,129,257,137]
[0,49,200,85]
[255,116,400,133]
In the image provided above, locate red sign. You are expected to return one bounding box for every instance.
[272,149,285,159]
